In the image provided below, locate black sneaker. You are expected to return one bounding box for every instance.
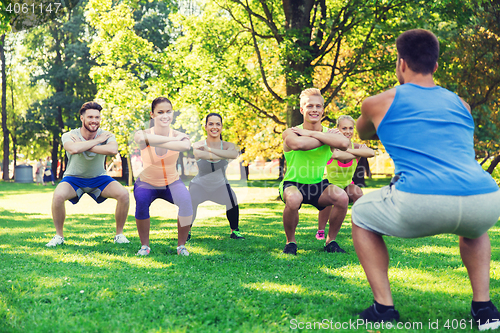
[230,230,245,239]
[283,242,297,255]
[324,240,346,253]
[472,303,500,331]
[359,303,400,323]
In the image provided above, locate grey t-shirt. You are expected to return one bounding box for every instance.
[61,128,116,178]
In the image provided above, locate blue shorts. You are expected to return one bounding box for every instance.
[61,175,116,204]
[134,178,193,219]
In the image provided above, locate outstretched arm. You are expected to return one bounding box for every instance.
[291,127,350,151]
[193,142,239,160]
[283,128,323,152]
[348,143,375,158]
[331,144,374,161]
[64,131,114,155]
[134,130,191,152]
[154,138,191,152]
[88,141,119,156]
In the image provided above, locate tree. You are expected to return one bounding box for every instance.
[436,0,500,175]
[86,0,179,185]
[22,0,97,178]
[167,0,476,171]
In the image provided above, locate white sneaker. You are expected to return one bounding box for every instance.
[46,235,64,247]
[114,234,130,244]
[136,245,151,256]
[177,245,189,256]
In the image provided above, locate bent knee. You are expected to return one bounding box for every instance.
[285,192,303,210]
[52,192,68,205]
[351,192,363,203]
[332,190,349,208]
[116,189,130,203]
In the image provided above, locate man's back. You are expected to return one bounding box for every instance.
[378,83,498,195]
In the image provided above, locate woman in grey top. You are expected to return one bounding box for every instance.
[189,113,244,240]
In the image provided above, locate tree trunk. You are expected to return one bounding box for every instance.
[177,151,185,179]
[127,154,134,186]
[486,155,500,174]
[10,133,16,180]
[51,135,58,180]
[9,72,15,179]
[278,154,285,180]
[1,33,9,180]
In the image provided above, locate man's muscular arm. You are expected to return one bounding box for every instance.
[291,127,350,151]
[283,128,323,152]
[64,131,113,155]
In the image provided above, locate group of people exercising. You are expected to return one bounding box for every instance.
[43,29,500,329]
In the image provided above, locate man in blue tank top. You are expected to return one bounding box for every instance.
[352,29,500,329]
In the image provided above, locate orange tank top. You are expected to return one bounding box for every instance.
[139,128,180,187]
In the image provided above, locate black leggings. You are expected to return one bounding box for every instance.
[189,182,239,230]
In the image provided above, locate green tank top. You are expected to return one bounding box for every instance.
[325,142,357,188]
[281,124,331,185]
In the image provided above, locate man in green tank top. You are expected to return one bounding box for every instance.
[280,88,350,255]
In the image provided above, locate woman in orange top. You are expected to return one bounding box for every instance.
[133,97,192,256]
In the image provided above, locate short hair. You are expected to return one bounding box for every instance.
[299,88,324,108]
[79,101,102,115]
[151,97,172,113]
[337,115,355,127]
[396,29,439,74]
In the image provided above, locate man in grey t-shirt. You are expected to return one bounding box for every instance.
[46,101,130,247]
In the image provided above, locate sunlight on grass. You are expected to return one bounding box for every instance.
[391,268,469,295]
[20,248,175,269]
[321,265,366,281]
[2,179,499,333]
[187,247,224,256]
[407,245,460,256]
[492,261,500,280]
[243,282,305,295]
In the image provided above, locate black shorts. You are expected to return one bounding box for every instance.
[280,179,331,211]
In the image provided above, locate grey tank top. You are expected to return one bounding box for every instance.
[190,140,229,191]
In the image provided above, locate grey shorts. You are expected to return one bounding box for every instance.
[352,186,500,239]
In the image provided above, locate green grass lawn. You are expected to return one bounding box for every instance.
[0,177,499,332]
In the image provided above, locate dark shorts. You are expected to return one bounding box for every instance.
[134,178,193,219]
[61,175,116,204]
[279,179,331,211]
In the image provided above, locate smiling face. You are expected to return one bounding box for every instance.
[205,115,222,139]
[337,118,355,140]
[300,95,324,124]
[150,101,173,127]
[81,109,101,133]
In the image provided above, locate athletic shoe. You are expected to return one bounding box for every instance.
[46,235,64,247]
[136,245,151,256]
[230,230,245,239]
[177,245,189,256]
[359,303,400,323]
[283,242,297,255]
[324,240,346,253]
[315,230,325,240]
[186,231,191,242]
[472,303,500,331]
[114,234,130,244]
